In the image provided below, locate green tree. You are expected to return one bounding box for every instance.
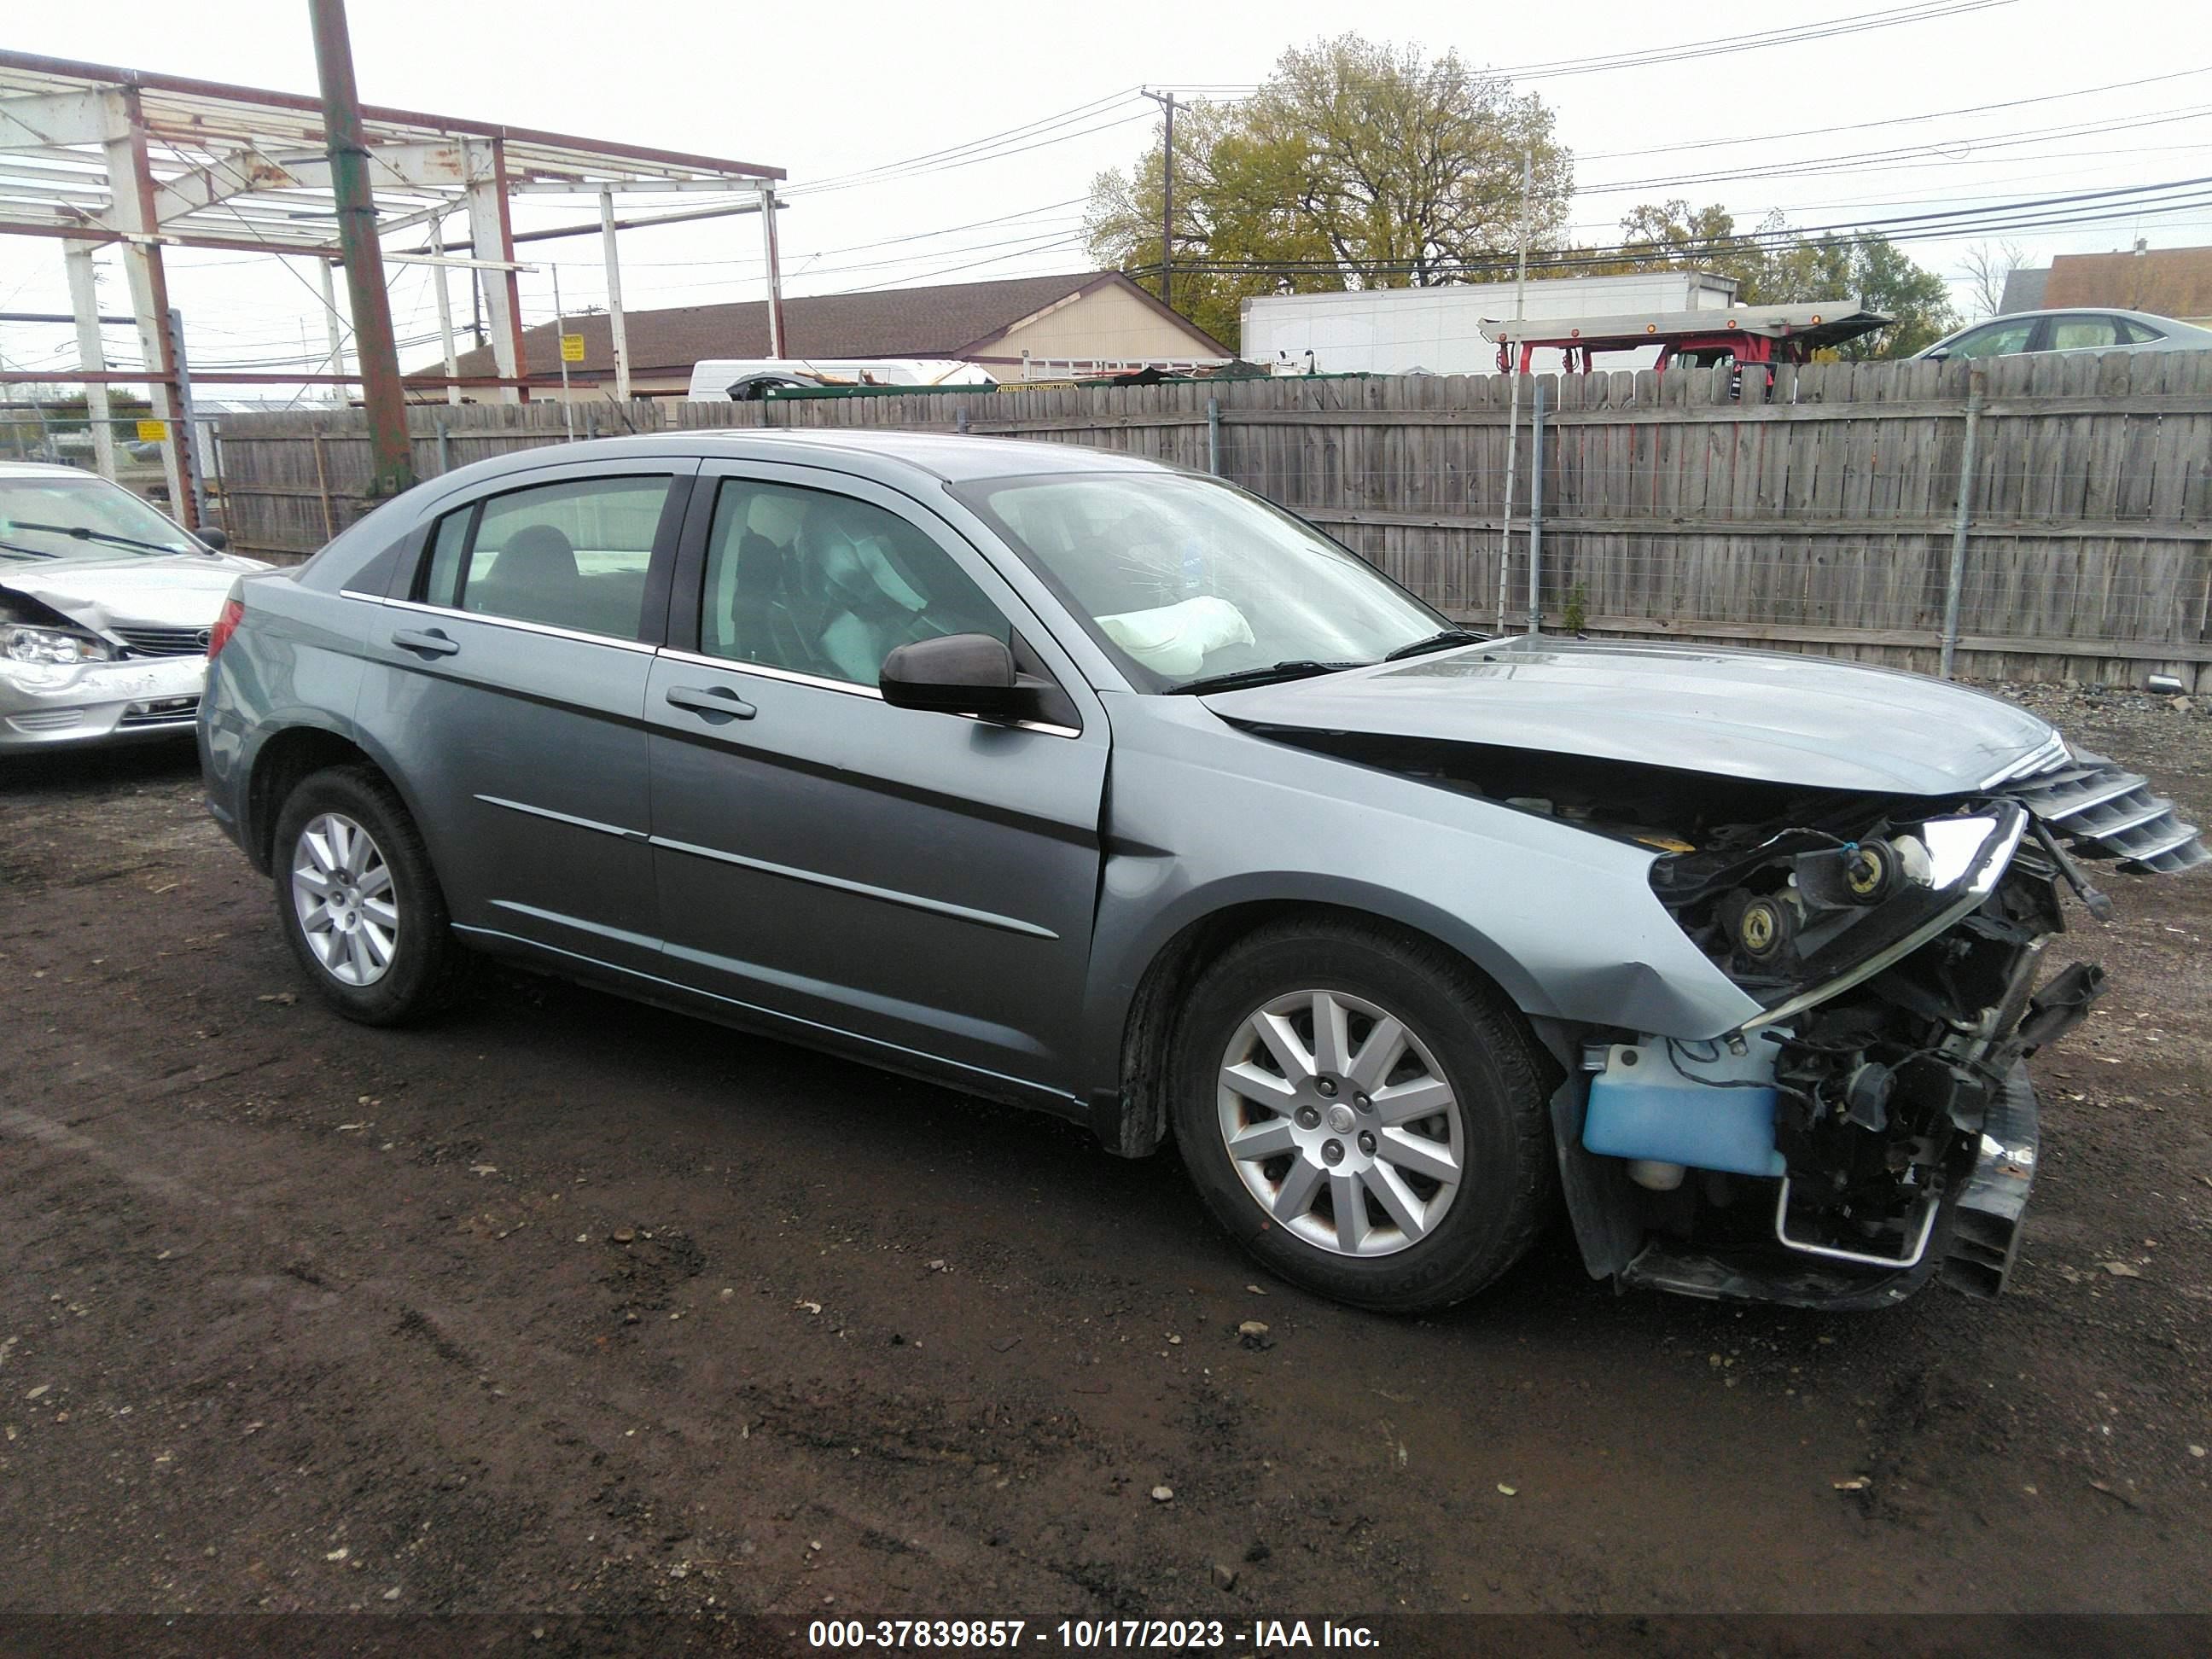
[1759,230,1957,358]
[1602,201,1957,358]
[1086,34,1573,352]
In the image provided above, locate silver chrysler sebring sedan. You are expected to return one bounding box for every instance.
[199,432,2205,1313]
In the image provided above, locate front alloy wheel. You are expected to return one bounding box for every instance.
[291,812,400,987]
[1218,988,1464,1257]
[1171,917,1555,1313]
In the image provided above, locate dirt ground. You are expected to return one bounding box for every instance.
[2,682,2209,1650]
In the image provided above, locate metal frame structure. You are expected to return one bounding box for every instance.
[0,48,783,526]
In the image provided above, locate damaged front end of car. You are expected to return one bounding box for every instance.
[1552,747,2206,1309]
[1203,637,2208,1310]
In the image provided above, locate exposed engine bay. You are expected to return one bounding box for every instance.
[1257,725,2209,1307]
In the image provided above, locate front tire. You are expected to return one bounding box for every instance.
[272,765,468,1025]
[1169,917,1556,1313]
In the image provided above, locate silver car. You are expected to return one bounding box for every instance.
[3,461,266,751]
[1914,306,2212,362]
[198,433,2206,1313]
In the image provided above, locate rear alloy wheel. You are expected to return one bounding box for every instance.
[272,765,468,1025]
[1171,917,1555,1313]
[291,812,400,987]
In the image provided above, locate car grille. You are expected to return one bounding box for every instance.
[112,625,208,657]
[117,695,200,727]
[2002,751,2209,874]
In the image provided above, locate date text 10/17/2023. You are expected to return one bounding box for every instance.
[806,1619,1383,1651]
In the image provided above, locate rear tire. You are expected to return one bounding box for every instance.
[1169,917,1555,1313]
[272,765,469,1025]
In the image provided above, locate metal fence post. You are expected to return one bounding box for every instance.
[207,418,228,529]
[1206,395,1220,475]
[1527,379,1545,636]
[310,431,335,542]
[1497,368,1522,633]
[1940,368,1985,679]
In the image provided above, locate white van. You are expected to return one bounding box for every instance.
[685,358,997,401]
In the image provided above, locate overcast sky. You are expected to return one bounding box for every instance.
[2,0,2205,388]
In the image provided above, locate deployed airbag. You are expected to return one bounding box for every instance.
[1097,596,1254,676]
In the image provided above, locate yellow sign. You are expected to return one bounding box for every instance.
[135,418,169,442]
[559,333,586,364]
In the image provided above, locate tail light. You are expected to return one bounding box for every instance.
[207,596,244,661]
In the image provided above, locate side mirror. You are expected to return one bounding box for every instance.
[1922,350,1948,363]
[195,527,230,551]
[879,633,1028,721]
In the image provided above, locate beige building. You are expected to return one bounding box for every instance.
[436,271,1229,398]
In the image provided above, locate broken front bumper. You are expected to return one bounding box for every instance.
[1602,1062,2041,1311]
[0,652,205,750]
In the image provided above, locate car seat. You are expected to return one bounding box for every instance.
[472,523,586,629]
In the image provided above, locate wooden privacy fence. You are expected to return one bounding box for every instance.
[216,348,2212,690]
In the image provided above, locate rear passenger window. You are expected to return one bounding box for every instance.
[2048,316,2122,351]
[421,506,471,608]
[420,475,671,640]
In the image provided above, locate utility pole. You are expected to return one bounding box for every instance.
[308,0,415,498]
[1140,89,1177,311]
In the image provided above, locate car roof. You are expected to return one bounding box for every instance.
[422,428,1185,496]
[0,460,122,480]
[1946,307,2212,334]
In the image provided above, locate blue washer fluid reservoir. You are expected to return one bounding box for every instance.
[1582,1036,1789,1179]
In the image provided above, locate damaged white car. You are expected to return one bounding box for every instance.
[2,461,265,752]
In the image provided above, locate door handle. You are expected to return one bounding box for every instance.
[665,684,757,722]
[391,627,460,658]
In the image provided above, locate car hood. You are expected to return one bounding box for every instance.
[0,551,266,632]
[1199,636,2062,795]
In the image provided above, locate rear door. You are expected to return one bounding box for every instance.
[357,460,694,973]
[643,461,1109,1100]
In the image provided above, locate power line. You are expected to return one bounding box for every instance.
[1580,102,2212,195]
[789,108,1158,197]
[822,230,1093,294]
[1576,65,2212,162]
[783,90,1144,196]
[1166,1,2012,90]
[1136,176,2212,282]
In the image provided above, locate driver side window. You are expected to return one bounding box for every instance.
[698,479,1007,688]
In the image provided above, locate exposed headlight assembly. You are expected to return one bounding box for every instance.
[3,624,118,666]
[1649,804,2030,1028]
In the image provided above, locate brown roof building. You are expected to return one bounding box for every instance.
[2015,245,2212,327]
[435,270,1229,397]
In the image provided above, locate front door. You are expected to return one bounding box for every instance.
[643,463,1109,1101]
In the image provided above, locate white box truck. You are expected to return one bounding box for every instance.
[1240,271,1738,375]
